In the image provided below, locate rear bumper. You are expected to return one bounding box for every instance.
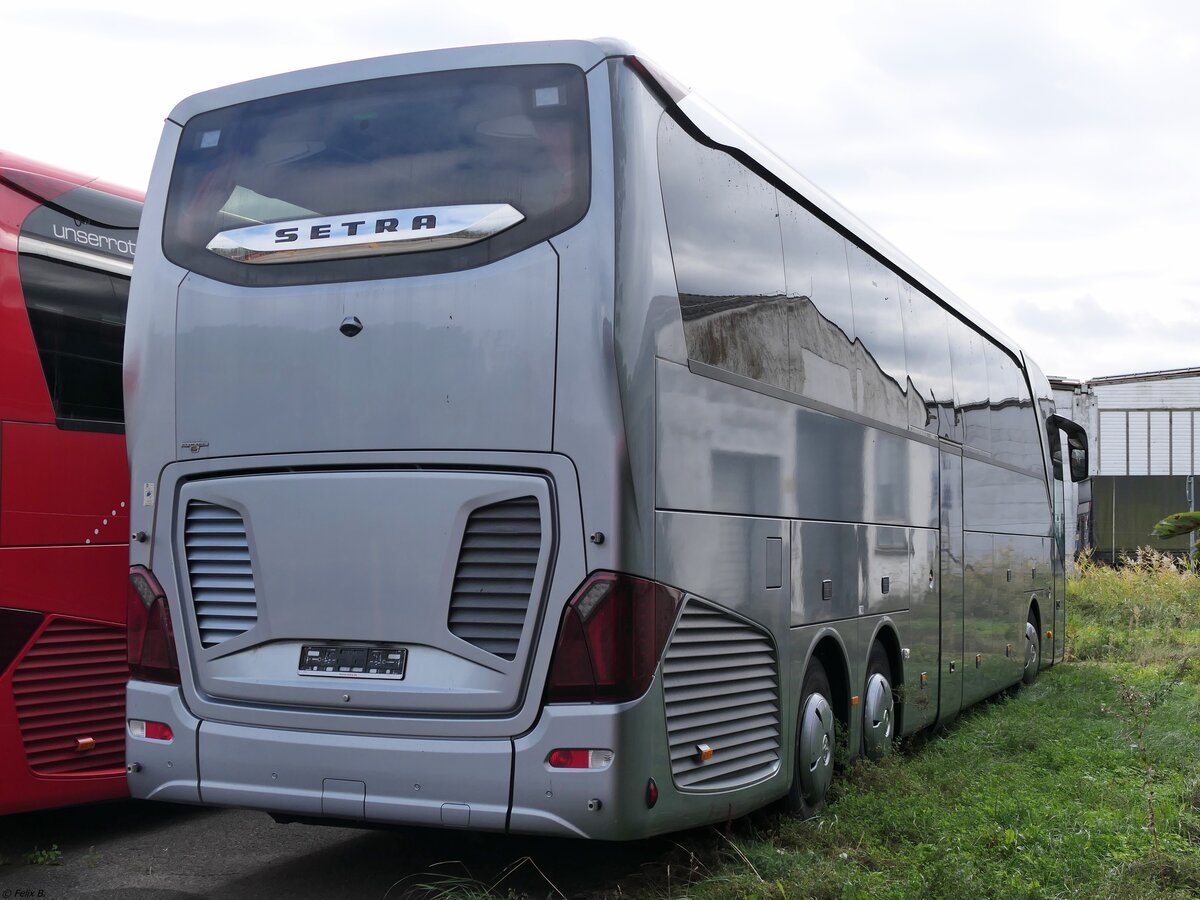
[128,675,787,839]
[127,680,510,830]
[199,720,513,831]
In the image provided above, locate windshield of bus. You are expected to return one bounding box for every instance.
[163,64,591,286]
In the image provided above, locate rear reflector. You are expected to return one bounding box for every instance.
[128,719,174,742]
[545,572,682,704]
[128,567,181,685]
[547,748,614,769]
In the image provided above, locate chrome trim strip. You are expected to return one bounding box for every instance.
[17,235,134,276]
[206,203,525,264]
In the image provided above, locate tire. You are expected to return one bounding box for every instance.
[862,642,895,761]
[1022,611,1041,685]
[786,658,836,818]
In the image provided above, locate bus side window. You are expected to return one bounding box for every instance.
[900,283,954,439]
[1016,369,1041,474]
[657,117,788,391]
[777,196,857,410]
[948,317,990,454]
[987,346,1041,473]
[986,343,1017,466]
[846,244,908,429]
[1010,361,1041,475]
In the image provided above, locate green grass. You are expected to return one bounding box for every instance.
[417,550,1200,899]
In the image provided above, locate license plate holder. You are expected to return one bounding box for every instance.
[298,644,407,679]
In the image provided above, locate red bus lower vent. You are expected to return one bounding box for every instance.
[11,619,126,775]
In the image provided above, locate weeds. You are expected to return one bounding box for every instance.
[1102,658,1194,855]
[22,844,63,866]
[387,856,567,900]
[1067,547,1200,668]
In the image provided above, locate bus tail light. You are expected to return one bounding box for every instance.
[547,749,614,769]
[128,719,174,742]
[545,572,682,704]
[127,567,180,685]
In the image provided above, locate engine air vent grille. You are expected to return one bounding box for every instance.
[12,619,126,775]
[184,501,257,648]
[663,600,780,791]
[448,496,541,660]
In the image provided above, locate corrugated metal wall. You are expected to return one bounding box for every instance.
[1096,409,1198,476]
[1094,376,1200,476]
[1093,375,1200,409]
[1173,414,1192,473]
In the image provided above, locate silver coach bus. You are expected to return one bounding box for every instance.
[124,39,1089,838]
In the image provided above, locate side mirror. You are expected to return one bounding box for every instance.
[1047,414,1089,483]
[1068,445,1088,483]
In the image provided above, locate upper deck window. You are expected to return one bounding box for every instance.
[163,64,590,286]
[18,255,128,430]
[16,203,134,432]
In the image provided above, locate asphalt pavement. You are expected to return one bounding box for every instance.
[0,800,686,899]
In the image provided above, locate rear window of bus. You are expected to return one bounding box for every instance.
[163,64,590,286]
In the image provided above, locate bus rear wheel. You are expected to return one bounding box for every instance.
[786,659,836,818]
[862,642,895,760]
[1023,612,1041,685]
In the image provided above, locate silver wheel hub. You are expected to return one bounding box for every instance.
[1025,621,1039,672]
[799,692,834,804]
[863,672,893,759]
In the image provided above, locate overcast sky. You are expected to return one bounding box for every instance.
[4,0,1197,381]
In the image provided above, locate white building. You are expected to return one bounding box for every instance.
[1051,367,1200,563]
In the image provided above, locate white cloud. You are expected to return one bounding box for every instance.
[2,0,1197,380]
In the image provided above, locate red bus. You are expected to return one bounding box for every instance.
[0,151,140,814]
